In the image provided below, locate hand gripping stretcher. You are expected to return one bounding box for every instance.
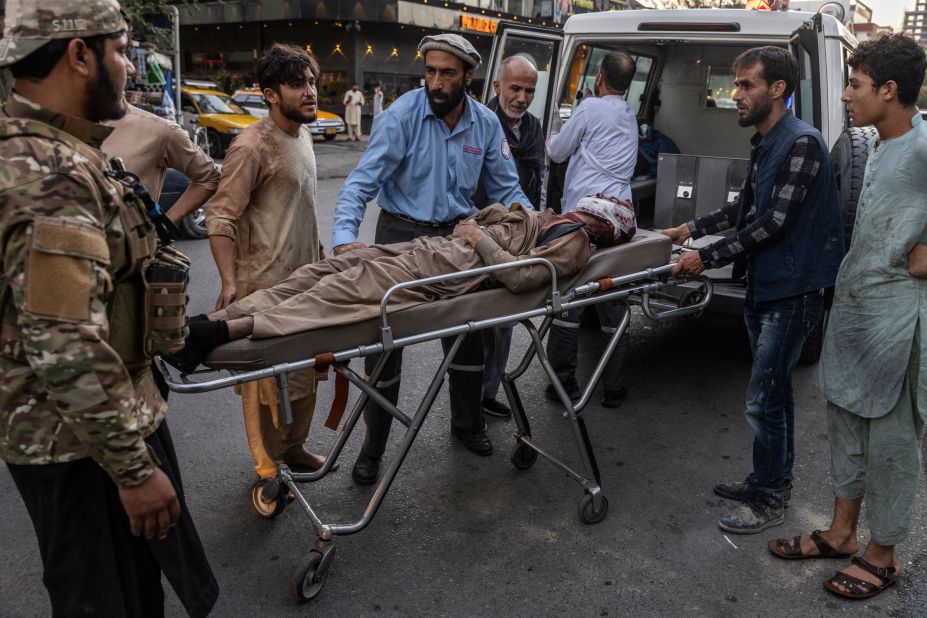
[157,229,712,601]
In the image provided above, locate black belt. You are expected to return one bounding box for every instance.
[385,210,464,229]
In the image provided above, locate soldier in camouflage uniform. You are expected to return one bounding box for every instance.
[0,1,217,615]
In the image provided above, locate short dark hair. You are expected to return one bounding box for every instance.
[599,51,636,92]
[256,43,320,106]
[733,46,799,99]
[847,34,927,106]
[10,32,124,80]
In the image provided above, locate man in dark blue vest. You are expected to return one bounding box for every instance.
[663,46,843,534]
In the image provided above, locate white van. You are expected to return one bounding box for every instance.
[485,8,874,363]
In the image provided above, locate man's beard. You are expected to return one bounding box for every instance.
[738,95,773,127]
[502,104,528,122]
[279,98,316,124]
[84,60,126,122]
[427,81,466,118]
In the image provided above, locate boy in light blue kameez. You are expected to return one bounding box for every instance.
[767,34,927,601]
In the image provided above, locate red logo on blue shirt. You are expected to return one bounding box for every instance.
[463,145,482,155]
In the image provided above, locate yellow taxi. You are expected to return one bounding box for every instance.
[231,89,346,141]
[180,80,258,157]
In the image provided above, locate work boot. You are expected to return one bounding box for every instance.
[450,425,493,456]
[718,500,785,535]
[283,446,338,473]
[481,397,512,419]
[351,451,381,485]
[601,387,627,408]
[544,377,581,403]
[714,481,791,508]
[161,316,229,373]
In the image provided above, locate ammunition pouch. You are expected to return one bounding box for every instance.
[143,245,191,357]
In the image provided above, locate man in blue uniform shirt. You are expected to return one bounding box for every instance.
[332,33,532,485]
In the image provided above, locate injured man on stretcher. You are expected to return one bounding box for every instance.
[164,197,636,373]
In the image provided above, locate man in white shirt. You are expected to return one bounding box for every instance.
[547,51,638,212]
[544,51,639,408]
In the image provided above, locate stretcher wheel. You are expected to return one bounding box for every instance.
[251,479,286,519]
[510,442,537,470]
[579,493,609,524]
[290,549,331,601]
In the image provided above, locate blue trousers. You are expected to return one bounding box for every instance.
[742,289,823,506]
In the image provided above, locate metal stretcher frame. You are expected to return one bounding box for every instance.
[158,252,712,601]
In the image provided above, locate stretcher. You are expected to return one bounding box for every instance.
[157,229,712,601]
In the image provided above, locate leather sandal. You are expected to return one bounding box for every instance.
[823,556,898,600]
[768,530,855,560]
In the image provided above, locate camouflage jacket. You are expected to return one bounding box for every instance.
[0,94,164,487]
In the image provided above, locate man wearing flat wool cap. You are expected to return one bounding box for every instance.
[331,31,532,484]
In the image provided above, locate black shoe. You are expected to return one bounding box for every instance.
[544,378,581,403]
[351,451,380,485]
[450,426,493,456]
[482,397,511,418]
[718,500,785,535]
[714,481,791,508]
[161,318,230,374]
[601,387,627,408]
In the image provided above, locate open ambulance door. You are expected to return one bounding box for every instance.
[483,22,564,134]
[789,14,826,135]
[484,22,564,210]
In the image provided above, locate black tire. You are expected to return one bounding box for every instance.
[798,308,829,366]
[290,550,330,602]
[510,442,538,471]
[322,134,336,141]
[578,493,609,525]
[830,126,876,249]
[205,129,224,159]
[179,206,208,240]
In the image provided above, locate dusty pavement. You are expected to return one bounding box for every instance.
[1,140,925,617]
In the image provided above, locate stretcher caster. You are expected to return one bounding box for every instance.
[290,547,335,601]
[251,478,286,519]
[510,442,537,470]
[579,493,609,524]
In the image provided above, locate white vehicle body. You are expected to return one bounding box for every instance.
[486,8,861,359]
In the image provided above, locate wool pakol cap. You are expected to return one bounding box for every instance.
[417,33,481,69]
[0,0,128,67]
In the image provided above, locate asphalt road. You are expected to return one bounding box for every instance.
[1,140,925,617]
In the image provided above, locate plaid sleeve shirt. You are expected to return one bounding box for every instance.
[687,136,822,270]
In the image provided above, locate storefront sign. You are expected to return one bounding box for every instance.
[460,14,498,34]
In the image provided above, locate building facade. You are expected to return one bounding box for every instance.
[178,0,643,113]
[903,0,927,45]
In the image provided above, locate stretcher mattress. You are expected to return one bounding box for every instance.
[205,229,671,370]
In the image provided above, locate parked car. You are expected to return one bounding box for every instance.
[487,7,872,364]
[231,88,347,141]
[180,80,258,158]
[159,168,208,240]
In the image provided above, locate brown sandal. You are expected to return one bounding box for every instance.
[768,530,855,560]
[823,556,898,600]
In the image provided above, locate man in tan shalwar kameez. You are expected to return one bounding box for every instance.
[204,44,332,482]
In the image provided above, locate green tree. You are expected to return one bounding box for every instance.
[122,0,176,48]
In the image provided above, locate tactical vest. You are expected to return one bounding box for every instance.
[0,117,189,369]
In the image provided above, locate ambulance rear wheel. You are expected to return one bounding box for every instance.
[251,479,286,519]
[579,493,609,524]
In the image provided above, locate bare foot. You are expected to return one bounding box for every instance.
[827,554,901,595]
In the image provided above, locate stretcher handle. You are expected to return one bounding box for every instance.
[377,257,559,347]
[641,275,713,320]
